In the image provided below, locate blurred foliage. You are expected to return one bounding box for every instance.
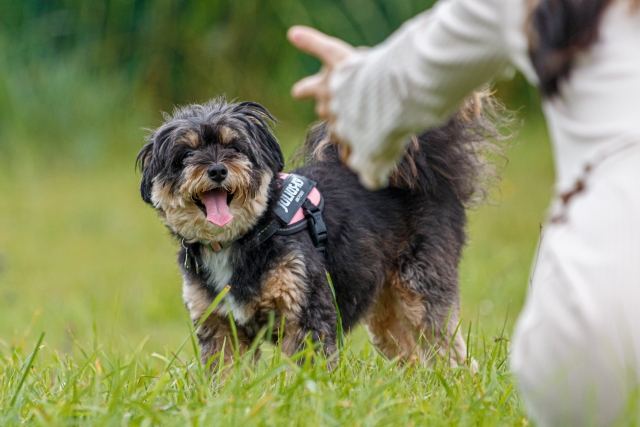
[0,0,539,164]
[1,0,438,101]
[0,0,447,163]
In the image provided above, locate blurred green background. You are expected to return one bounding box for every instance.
[0,0,553,354]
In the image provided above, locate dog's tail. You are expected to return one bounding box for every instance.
[298,90,509,206]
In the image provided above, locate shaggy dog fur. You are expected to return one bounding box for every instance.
[137,96,500,368]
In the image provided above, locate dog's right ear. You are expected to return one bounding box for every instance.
[136,139,156,205]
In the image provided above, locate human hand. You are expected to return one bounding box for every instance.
[287,26,355,121]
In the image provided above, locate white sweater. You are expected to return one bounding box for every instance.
[328,0,640,192]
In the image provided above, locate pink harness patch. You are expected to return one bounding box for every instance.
[279,173,322,225]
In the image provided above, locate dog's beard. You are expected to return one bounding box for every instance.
[151,165,272,244]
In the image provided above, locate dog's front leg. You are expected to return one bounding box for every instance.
[196,313,252,371]
[260,246,338,364]
[182,279,253,371]
[279,317,337,363]
[278,276,339,365]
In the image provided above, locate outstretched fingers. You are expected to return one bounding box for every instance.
[287,26,353,68]
[291,71,326,100]
[288,26,355,121]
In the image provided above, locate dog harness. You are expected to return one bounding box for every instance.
[198,173,327,254]
[272,173,327,252]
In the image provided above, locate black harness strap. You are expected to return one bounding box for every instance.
[243,218,282,251]
[301,198,327,253]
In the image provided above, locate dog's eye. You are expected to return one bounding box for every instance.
[184,151,194,158]
[228,147,239,153]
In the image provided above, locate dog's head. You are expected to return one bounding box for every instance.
[137,99,284,243]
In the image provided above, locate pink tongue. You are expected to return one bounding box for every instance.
[201,189,233,227]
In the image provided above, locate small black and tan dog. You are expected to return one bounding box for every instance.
[137,97,499,367]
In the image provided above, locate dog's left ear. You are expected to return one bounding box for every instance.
[136,139,156,205]
[233,102,285,173]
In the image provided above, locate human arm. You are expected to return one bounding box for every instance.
[289,0,529,188]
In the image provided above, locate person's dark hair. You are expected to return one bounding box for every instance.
[528,0,613,96]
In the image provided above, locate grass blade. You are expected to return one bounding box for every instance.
[325,272,344,351]
[10,332,45,408]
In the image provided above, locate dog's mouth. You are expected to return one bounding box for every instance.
[193,189,235,227]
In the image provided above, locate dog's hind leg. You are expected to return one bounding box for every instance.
[366,279,467,366]
[393,256,469,367]
[365,282,421,361]
[412,303,468,367]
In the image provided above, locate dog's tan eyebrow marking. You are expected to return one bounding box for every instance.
[247,116,262,126]
[219,126,238,144]
[179,130,200,148]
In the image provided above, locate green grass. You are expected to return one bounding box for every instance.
[0,110,553,425]
[1,322,525,426]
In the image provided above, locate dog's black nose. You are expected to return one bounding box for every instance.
[207,165,228,183]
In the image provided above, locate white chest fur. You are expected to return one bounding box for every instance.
[199,247,249,324]
[200,247,233,291]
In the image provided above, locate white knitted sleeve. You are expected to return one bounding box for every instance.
[328,0,527,189]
